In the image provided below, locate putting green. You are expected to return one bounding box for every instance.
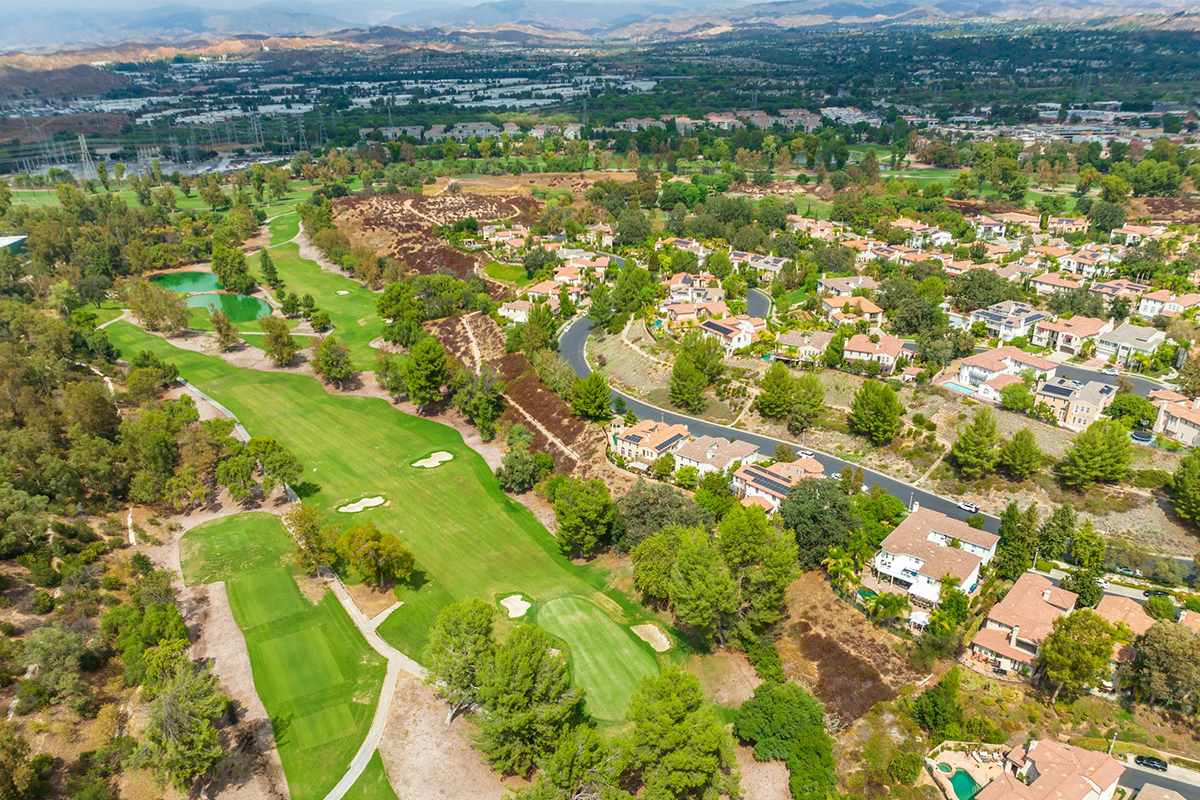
[108,321,658,722]
[180,512,387,800]
[535,596,659,722]
[342,751,398,800]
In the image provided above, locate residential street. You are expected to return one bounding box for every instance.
[1121,759,1200,800]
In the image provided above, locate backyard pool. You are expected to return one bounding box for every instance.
[937,763,952,773]
[186,293,272,323]
[152,271,223,293]
[948,769,982,800]
[942,381,976,395]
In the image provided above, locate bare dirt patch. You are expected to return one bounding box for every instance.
[425,171,635,199]
[779,572,928,724]
[377,673,527,800]
[333,192,539,279]
[686,649,762,709]
[344,582,396,619]
[735,745,791,800]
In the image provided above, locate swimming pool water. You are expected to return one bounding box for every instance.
[943,381,976,395]
[948,769,982,800]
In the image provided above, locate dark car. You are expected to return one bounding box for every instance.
[1134,755,1168,772]
[1144,589,1171,598]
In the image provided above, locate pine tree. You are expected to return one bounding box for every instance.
[1039,504,1076,562]
[788,373,827,434]
[669,527,739,646]
[570,372,611,420]
[1170,454,1200,526]
[259,248,280,287]
[408,337,449,412]
[209,308,239,352]
[668,356,708,413]
[422,598,496,724]
[755,362,795,419]
[1059,418,1133,490]
[951,408,998,479]
[998,428,1042,480]
[848,380,902,444]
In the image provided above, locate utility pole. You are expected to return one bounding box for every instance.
[78,135,96,180]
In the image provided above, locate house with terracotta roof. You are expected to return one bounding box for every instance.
[1095,595,1155,638]
[818,274,879,297]
[996,211,1041,229]
[1048,216,1090,234]
[732,459,824,512]
[821,295,883,326]
[871,508,999,606]
[1031,271,1084,296]
[773,329,835,364]
[977,373,1025,404]
[661,300,729,324]
[844,334,906,373]
[958,346,1058,390]
[966,301,1046,342]
[1032,316,1113,356]
[1060,248,1115,279]
[525,280,563,301]
[611,419,690,466]
[674,436,762,477]
[1152,393,1200,447]
[975,740,1123,800]
[655,237,711,261]
[971,573,1077,674]
[1112,224,1166,247]
[1032,245,1073,262]
[699,317,764,353]
[1137,290,1200,319]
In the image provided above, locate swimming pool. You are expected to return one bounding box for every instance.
[937,763,952,773]
[948,769,982,800]
[942,381,976,395]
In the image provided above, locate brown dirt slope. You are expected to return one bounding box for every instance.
[333,192,539,279]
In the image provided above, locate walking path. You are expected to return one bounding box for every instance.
[175,375,424,800]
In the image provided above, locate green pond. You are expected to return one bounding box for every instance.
[152,272,223,293]
[186,293,272,323]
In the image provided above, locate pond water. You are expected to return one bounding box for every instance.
[152,272,223,293]
[186,293,272,323]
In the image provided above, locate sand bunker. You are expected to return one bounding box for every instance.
[339,496,386,513]
[632,623,671,652]
[412,451,453,468]
[337,290,350,295]
[500,595,530,618]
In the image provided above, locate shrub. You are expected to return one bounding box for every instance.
[31,591,55,615]
[130,553,153,575]
[101,576,122,591]
[887,751,923,785]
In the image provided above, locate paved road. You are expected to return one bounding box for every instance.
[559,316,1000,533]
[1121,759,1200,800]
[748,287,773,320]
[1053,363,1162,399]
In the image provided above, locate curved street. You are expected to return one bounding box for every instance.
[559,314,1001,532]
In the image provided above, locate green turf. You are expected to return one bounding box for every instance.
[343,752,398,800]
[252,243,383,369]
[269,212,301,246]
[180,512,386,800]
[534,595,659,722]
[484,260,533,287]
[106,321,660,720]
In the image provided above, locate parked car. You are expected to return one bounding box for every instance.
[797,448,816,459]
[1134,755,1168,772]
[1114,566,1143,578]
[1144,589,1170,598]
[957,501,980,514]
[1097,579,1109,589]
[1102,368,1120,376]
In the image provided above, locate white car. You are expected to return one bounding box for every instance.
[957,501,980,514]
[1102,368,1119,376]
[1097,578,1110,588]
[797,448,816,459]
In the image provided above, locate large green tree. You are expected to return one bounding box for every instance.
[669,527,739,646]
[779,478,860,570]
[756,362,795,419]
[423,598,496,724]
[1059,418,1133,490]
[1038,609,1116,702]
[571,372,611,420]
[1171,454,1200,527]
[998,428,1042,480]
[553,477,616,557]
[848,381,903,444]
[951,408,998,479]
[408,336,449,412]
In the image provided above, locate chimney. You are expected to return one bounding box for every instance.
[1009,625,1020,647]
[1043,588,1052,602]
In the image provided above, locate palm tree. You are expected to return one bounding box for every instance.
[821,547,859,597]
[869,592,912,627]
[846,529,874,570]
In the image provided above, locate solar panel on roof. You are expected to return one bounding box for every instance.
[658,433,685,450]
[626,434,643,443]
[1041,385,1074,398]
[753,477,794,496]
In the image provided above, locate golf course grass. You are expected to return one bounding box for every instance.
[106,320,662,722]
[252,243,384,369]
[180,512,387,800]
[342,752,398,800]
[269,211,301,246]
[534,596,660,722]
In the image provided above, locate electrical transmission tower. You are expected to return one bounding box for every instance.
[78,135,96,180]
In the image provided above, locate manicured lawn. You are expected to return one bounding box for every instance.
[484,260,533,287]
[534,595,659,722]
[252,243,383,369]
[180,512,387,800]
[269,211,300,245]
[106,322,661,721]
[342,752,398,800]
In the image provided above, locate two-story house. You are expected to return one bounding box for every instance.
[975,740,1123,800]
[817,274,879,297]
[821,295,884,326]
[1035,378,1118,432]
[970,573,1077,674]
[1152,392,1200,447]
[1031,315,1113,356]
[673,436,763,477]
[773,330,835,365]
[957,347,1058,390]
[611,419,690,466]
[1137,290,1200,319]
[872,508,999,606]
[731,458,824,512]
[966,301,1045,342]
[1096,322,1166,366]
[844,334,906,373]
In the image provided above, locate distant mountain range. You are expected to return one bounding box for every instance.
[1,0,1197,53]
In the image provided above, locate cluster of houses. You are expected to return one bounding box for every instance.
[609,418,823,512]
[358,121,583,142]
